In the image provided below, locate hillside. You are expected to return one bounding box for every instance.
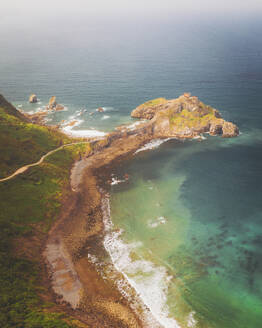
[0,96,75,178]
[0,95,90,328]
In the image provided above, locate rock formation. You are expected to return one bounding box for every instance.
[29,94,38,103]
[97,107,104,112]
[47,96,64,111]
[48,96,57,109]
[130,94,239,138]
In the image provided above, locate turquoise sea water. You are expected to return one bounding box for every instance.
[1,15,262,327]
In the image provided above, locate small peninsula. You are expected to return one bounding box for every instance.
[130,93,239,138]
[0,93,239,328]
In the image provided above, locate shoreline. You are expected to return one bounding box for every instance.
[44,131,164,327]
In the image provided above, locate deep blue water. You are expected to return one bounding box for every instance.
[1,15,262,328]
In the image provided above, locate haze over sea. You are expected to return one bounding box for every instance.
[1,11,262,328]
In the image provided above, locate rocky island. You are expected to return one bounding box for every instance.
[0,93,239,328]
[130,93,239,138]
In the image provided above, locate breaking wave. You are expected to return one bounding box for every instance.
[102,194,180,328]
[135,139,172,154]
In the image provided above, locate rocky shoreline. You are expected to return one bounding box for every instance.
[44,132,158,327]
[41,94,239,327]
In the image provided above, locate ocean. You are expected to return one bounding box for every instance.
[1,15,262,328]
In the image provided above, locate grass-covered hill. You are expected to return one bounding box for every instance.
[0,95,74,179]
[0,95,90,328]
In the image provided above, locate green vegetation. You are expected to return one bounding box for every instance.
[137,97,167,109]
[168,108,219,131]
[0,96,74,178]
[0,95,91,328]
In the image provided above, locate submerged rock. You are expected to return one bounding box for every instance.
[29,94,38,103]
[97,107,104,112]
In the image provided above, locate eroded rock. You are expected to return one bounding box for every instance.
[29,94,38,103]
[47,96,64,111]
[221,121,239,138]
[48,96,57,109]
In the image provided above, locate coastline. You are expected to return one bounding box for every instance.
[40,94,239,327]
[44,131,164,327]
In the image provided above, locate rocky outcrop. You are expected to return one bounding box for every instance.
[130,94,239,138]
[97,107,104,112]
[55,104,65,111]
[210,123,223,136]
[131,97,168,120]
[221,121,239,138]
[209,121,238,137]
[48,96,57,109]
[47,96,64,111]
[29,94,38,103]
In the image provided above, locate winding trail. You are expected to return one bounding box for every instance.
[0,141,91,183]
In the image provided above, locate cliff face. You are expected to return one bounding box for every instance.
[131,94,239,138]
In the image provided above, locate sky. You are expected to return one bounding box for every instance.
[1,0,262,19]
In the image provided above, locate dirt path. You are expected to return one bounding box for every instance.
[0,141,91,183]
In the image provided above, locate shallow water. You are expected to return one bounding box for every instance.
[110,135,262,327]
[1,15,262,327]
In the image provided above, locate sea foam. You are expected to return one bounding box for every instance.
[61,116,106,138]
[62,125,107,138]
[102,115,110,120]
[102,193,180,328]
[135,138,172,154]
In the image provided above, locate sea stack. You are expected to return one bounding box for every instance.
[29,94,38,103]
[48,96,57,109]
[47,97,64,110]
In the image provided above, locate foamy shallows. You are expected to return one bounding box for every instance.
[111,177,126,186]
[62,125,107,138]
[102,194,180,328]
[135,139,171,154]
[102,115,110,120]
[192,135,206,140]
[60,115,107,138]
